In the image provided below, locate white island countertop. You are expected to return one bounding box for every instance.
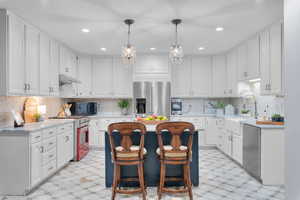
[0,119,75,134]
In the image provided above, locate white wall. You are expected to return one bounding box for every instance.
[285,0,300,199]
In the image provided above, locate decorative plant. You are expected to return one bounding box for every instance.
[272,114,282,118]
[33,113,41,121]
[118,99,130,109]
[216,102,225,109]
[241,109,250,114]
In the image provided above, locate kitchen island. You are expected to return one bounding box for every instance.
[104,128,199,187]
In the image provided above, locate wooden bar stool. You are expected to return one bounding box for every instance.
[108,122,147,200]
[156,121,195,200]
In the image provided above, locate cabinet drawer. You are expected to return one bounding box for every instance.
[43,127,57,139]
[43,160,56,178]
[43,137,56,153]
[43,148,56,165]
[57,123,73,134]
[31,131,42,144]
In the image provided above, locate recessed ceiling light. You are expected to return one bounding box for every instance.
[81,28,90,33]
[198,47,205,51]
[216,27,224,32]
[150,47,156,51]
[100,47,107,52]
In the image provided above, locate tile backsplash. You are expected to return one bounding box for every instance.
[0,96,64,127]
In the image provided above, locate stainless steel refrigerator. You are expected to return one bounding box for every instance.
[133,81,171,117]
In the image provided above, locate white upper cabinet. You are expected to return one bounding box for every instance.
[25,25,40,95]
[260,29,271,95]
[113,57,133,98]
[191,56,212,97]
[77,56,92,97]
[171,58,191,97]
[260,22,283,95]
[226,50,238,97]
[92,57,114,97]
[237,35,260,81]
[246,35,260,79]
[59,46,76,78]
[39,34,51,96]
[237,44,247,81]
[269,22,283,94]
[7,13,26,95]
[212,55,227,97]
[49,40,60,96]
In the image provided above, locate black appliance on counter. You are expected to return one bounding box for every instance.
[69,102,98,116]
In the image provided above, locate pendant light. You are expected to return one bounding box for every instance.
[169,19,184,64]
[122,19,136,64]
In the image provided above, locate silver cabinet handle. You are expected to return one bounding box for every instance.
[49,142,53,145]
[28,84,30,90]
[24,83,27,90]
[65,135,69,142]
[39,146,44,153]
[35,135,41,139]
[48,166,54,171]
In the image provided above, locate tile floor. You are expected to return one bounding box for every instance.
[2,149,285,200]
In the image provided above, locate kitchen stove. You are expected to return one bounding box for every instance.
[50,116,90,161]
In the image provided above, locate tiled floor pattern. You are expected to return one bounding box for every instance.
[2,149,285,200]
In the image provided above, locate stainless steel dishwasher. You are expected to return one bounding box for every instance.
[243,124,261,181]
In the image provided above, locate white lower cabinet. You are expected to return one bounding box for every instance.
[0,122,74,196]
[30,140,43,187]
[204,117,219,146]
[232,134,243,165]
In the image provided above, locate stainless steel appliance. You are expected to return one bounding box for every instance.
[133,81,171,116]
[50,116,90,161]
[69,102,98,116]
[243,124,261,181]
[171,98,183,115]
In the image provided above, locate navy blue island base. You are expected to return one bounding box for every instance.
[105,131,199,187]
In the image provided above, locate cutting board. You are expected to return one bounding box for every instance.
[24,98,39,123]
[256,121,284,126]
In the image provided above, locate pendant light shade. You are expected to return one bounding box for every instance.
[169,19,184,64]
[122,19,136,64]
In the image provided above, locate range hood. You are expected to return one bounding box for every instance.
[59,74,81,86]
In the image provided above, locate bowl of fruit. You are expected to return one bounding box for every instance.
[136,114,168,125]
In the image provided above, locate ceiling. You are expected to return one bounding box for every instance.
[0,0,283,55]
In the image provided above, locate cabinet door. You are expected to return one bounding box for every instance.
[8,14,26,94]
[64,132,73,162]
[31,142,43,187]
[56,133,65,168]
[212,55,227,97]
[260,29,271,95]
[237,44,247,81]
[113,58,133,98]
[39,34,51,95]
[247,35,260,79]
[226,50,238,97]
[92,57,113,97]
[25,25,40,95]
[191,57,212,97]
[269,23,282,94]
[232,135,243,165]
[224,131,232,156]
[50,40,59,96]
[77,56,92,97]
[171,58,191,97]
[205,118,218,145]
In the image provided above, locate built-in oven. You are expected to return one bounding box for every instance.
[171,98,183,115]
[76,118,89,161]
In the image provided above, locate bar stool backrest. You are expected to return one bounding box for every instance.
[108,122,147,161]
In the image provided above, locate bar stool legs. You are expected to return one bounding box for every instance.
[158,162,193,200]
[111,163,147,200]
[137,163,147,200]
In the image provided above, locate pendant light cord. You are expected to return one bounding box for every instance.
[127,24,131,46]
[175,23,178,45]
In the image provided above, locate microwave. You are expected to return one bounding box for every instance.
[69,102,98,116]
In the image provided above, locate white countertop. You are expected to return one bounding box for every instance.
[0,119,75,134]
[87,114,134,119]
[241,119,285,129]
